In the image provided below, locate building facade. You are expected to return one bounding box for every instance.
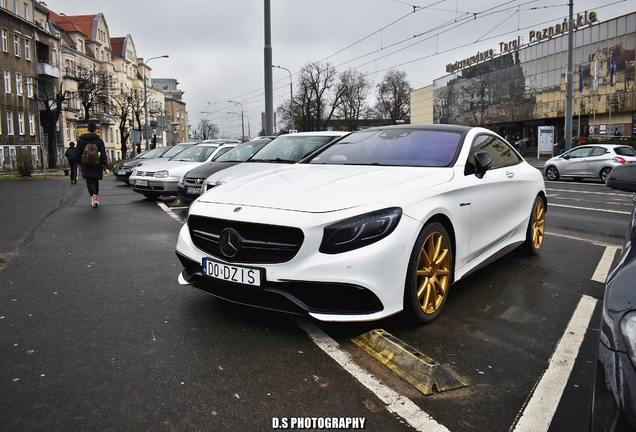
[411,11,635,153]
[152,78,188,145]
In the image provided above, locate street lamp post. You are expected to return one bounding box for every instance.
[143,55,169,151]
[273,65,293,132]
[229,100,245,141]
[227,112,250,140]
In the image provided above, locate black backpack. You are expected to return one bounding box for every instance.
[82,139,100,165]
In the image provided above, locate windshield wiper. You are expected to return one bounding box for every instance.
[251,158,295,163]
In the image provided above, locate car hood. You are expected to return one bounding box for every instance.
[204,161,293,184]
[186,161,240,179]
[198,164,454,213]
[134,160,205,176]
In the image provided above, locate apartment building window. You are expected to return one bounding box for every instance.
[13,34,19,57]
[66,123,70,140]
[12,0,17,14]
[26,76,33,97]
[0,1,6,9]
[28,113,35,135]
[23,2,29,21]
[1,29,7,52]
[17,112,24,135]
[15,72,22,96]
[6,111,14,135]
[3,70,11,93]
[77,39,83,53]
[24,38,30,60]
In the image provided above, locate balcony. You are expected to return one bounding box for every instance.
[36,62,60,79]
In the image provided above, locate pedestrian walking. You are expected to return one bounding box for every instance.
[64,141,78,183]
[75,123,109,208]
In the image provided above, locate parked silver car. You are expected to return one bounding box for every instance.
[544,144,636,183]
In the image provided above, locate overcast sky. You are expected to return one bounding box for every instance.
[42,0,631,138]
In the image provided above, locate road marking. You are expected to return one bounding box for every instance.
[591,246,620,282]
[512,295,597,432]
[157,202,185,223]
[295,318,450,432]
[546,231,622,248]
[547,188,628,197]
[548,202,631,215]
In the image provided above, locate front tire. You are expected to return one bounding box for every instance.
[404,222,453,324]
[545,165,560,181]
[523,196,546,255]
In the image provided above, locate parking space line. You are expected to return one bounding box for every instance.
[548,203,631,215]
[512,295,597,432]
[295,318,450,432]
[591,246,620,282]
[157,202,185,224]
[546,231,622,248]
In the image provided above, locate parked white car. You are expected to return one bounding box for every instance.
[201,131,349,193]
[176,125,546,324]
[544,143,636,183]
[129,143,237,200]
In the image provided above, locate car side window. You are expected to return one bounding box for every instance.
[590,146,608,157]
[465,134,521,175]
[568,147,593,159]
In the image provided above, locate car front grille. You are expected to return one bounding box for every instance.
[188,215,304,264]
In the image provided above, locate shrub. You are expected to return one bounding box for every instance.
[15,146,34,177]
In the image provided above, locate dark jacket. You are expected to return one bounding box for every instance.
[75,132,108,179]
[64,147,77,163]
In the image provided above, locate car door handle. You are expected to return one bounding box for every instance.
[506,171,515,179]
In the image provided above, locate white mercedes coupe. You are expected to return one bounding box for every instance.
[176,125,546,324]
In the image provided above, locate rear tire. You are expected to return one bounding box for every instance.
[403,222,453,324]
[523,196,546,255]
[600,167,612,183]
[545,165,559,181]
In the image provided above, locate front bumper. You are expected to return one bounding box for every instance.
[130,177,179,196]
[175,205,422,322]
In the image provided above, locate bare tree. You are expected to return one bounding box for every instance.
[295,61,344,131]
[64,61,112,121]
[375,69,412,123]
[109,90,134,158]
[198,119,219,140]
[38,82,66,168]
[336,69,372,131]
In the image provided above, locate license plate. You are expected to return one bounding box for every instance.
[117,170,127,175]
[203,258,261,286]
[134,179,148,186]
[186,186,202,195]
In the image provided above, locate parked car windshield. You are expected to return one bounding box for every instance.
[162,145,193,159]
[250,135,337,163]
[215,141,270,162]
[308,129,462,167]
[171,145,218,162]
[138,147,170,159]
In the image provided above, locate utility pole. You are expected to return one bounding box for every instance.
[264,0,274,135]
[565,0,574,151]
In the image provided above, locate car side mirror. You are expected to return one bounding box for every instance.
[562,154,570,159]
[474,151,494,179]
[606,164,636,193]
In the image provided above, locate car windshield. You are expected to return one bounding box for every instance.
[308,129,461,167]
[138,147,169,159]
[216,141,269,162]
[250,135,337,163]
[162,145,192,159]
[614,146,636,156]
[171,145,218,162]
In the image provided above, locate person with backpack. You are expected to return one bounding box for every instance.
[64,141,78,184]
[75,122,109,208]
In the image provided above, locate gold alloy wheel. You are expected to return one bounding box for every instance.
[416,232,451,315]
[531,199,546,250]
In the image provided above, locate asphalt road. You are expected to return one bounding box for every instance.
[0,173,632,431]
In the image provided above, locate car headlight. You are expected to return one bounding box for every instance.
[131,169,137,176]
[319,207,402,254]
[155,170,169,178]
[179,171,187,185]
[621,311,636,367]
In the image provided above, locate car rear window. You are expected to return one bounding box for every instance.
[614,146,636,156]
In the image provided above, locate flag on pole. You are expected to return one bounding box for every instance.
[578,62,583,92]
[565,63,568,90]
[610,53,615,87]
[593,58,599,91]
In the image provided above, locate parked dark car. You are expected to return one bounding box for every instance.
[176,137,273,205]
[591,163,636,431]
[113,142,198,184]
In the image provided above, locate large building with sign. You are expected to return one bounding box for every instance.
[411,11,635,153]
